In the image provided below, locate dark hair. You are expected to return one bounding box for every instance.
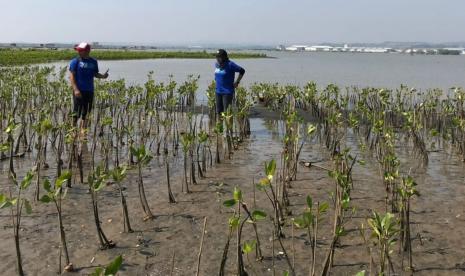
[216,49,228,60]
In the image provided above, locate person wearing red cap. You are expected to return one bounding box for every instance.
[69,42,109,134]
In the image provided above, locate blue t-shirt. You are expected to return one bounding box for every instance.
[215,60,244,94]
[69,57,99,93]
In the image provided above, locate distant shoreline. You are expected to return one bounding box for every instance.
[0,49,268,66]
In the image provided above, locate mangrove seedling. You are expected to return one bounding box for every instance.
[88,166,116,249]
[293,196,329,276]
[40,171,74,272]
[368,211,399,276]
[111,166,133,233]
[91,255,123,276]
[223,186,267,261]
[398,176,419,272]
[130,144,155,220]
[0,170,35,276]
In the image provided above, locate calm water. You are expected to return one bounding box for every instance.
[48,51,465,102]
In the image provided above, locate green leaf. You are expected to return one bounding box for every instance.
[306,195,313,209]
[21,171,34,190]
[0,194,6,204]
[243,240,256,254]
[91,267,104,276]
[94,181,106,192]
[24,199,32,214]
[355,270,366,276]
[104,255,123,275]
[223,199,237,208]
[319,202,329,213]
[233,187,242,202]
[61,188,69,200]
[307,124,317,135]
[252,210,267,221]
[40,195,52,203]
[265,159,276,176]
[303,212,314,225]
[56,171,72,188]
[229,216,240,229]
[0,194,12,209]
[130,146,138,157]
[43,178,52,193]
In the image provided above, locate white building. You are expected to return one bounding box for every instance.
[285,45,307,51]
[305,45,333,52]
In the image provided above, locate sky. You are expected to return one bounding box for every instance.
[2,0,465,45]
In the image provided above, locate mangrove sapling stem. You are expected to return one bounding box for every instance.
[170,251,176,276]
[291,220,295,269]
[359,224,374,276]
[240,202,264,261]
[236,214,250,276]
[88,167,116,249]
[165,154,176,203]
[195,217,207,276]
[272,227,275,276]
[219,223,234,276]
[131,145,155,220]
[1,171,34,276]
[111,166,133,233]
[40,172,74,272]
[275,225,296,276]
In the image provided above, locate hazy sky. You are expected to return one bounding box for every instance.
[2,0,465,45]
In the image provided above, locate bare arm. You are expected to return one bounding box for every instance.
[95,69,109,79]
[69,71,81,97]
[234,68,245,88]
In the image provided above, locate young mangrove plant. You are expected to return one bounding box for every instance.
[214,121,224,164]
[321,148,357,275]
[223,186,267,262]
[398,176,419,272]
[40,171,74,272]
[130,144,155,220]
[111,166,133,233]
[223,186,271,275]
[257,160,296,275]
[367,211,399,276]
[180,132,194,193]
[88,166,116,249]
[33,116,53,200]
[0,170,34,276]
[257,159,285,237]
[293,196,329,276]
[91,255,123,276]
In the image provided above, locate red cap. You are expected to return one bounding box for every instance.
[74,42,91,52]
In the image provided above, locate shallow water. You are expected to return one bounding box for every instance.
[44,51,465,103]
[1,114,465,275]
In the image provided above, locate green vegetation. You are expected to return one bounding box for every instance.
[1,64,465,274]
[0,48,268,66]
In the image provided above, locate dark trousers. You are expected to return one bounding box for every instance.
[216,93,234,115]
[72,92,94,121]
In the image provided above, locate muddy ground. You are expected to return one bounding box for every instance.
[1,115,465,276]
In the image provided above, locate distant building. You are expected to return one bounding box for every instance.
[305,45,333,52]
[285,45,307,51]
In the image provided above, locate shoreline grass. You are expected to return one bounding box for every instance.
[0,48,268,66]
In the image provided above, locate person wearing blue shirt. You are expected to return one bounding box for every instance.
[69,42,109,133]
[214,49,245,117]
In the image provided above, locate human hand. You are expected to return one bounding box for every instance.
[234,81,240,88]
[74,89,82,98]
